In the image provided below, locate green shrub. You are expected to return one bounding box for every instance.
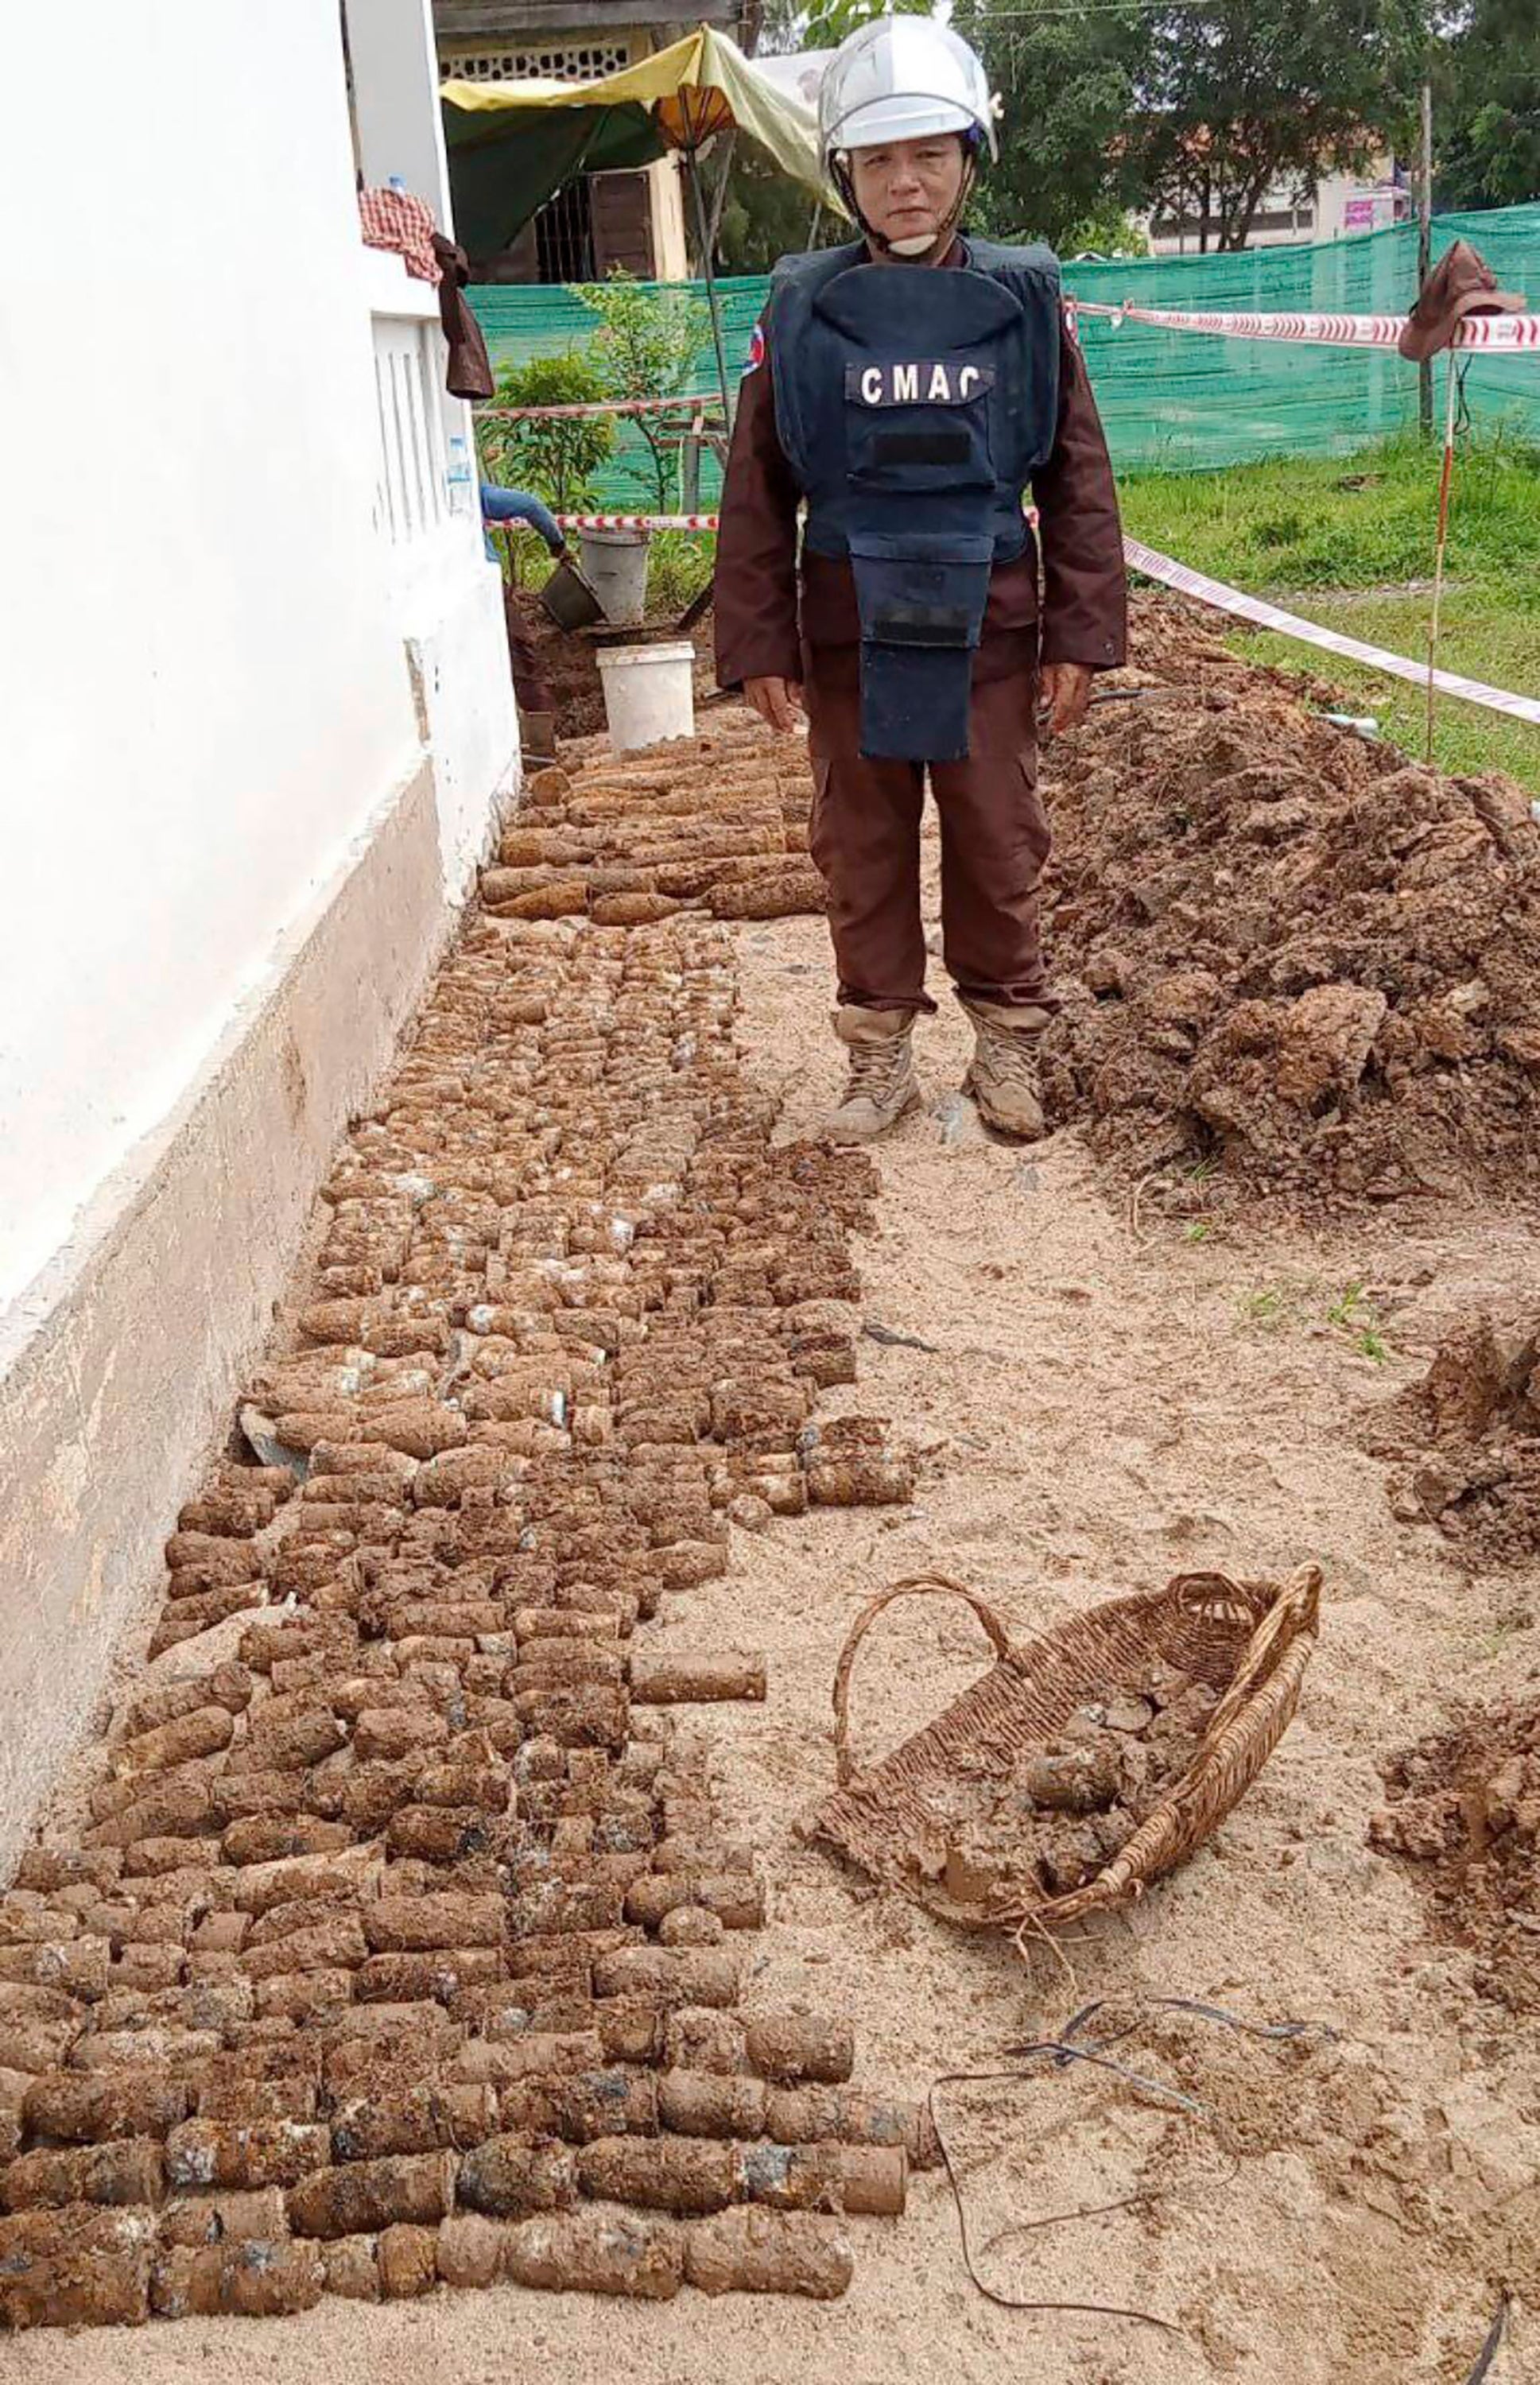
[479,352,616,515]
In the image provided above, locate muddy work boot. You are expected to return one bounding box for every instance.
[962,1000,1046,1139]
[823,1006,921,1144]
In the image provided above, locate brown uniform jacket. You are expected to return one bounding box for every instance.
[714,244,1127,691]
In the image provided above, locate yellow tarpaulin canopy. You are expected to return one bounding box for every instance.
[441,26,837,205]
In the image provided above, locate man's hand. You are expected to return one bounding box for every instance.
[1039,661,1093,739]
[744,676,805,735]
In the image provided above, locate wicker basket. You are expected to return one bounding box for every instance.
[804,1565,1322,1932]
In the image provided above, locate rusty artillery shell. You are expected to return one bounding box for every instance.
[664,2009,748,2077]
[0,2204,156,2327]
[378,2221,440,2298]
[624,1874,763,1932]
[764,2087,937,2166]
[2,2136,163,2212]
[629,1655,766,1706]
[593,1948,739,2009]
[502,2206,684,2299]
[0,1937,109,2000]
[151,2238,324,2319]
[114,1705,236,1776]
[411,1763,513,1811]
[452,2030,601,2087]
[254,1968,354,2026]
[355,1950,501,2005]
[223,1813,355,1870]
[745,2015,854,2086]
[436,2211,508,2288]
[685,2205,851,2298]
[160,2187,289,2247]
[512,1685,628,1750]
[241,1914,367,1978]
[165,2118,331,2190]
[658,1906,724,1949]
[351,1707,450,1763]
[321,2233,380,2298]
[656,2072,767,2140]
[91,1784,216,1851]
[456,2135,577,2218]
[386,1807,508,1864]
[286,2149,456,2239]
[733,2141,906,2215]
[805,1459,915,1507]
[231,1846,378,1915]
[163,1533,266,1588]
[229,1709,348,1774]
[363,1895,504,1954]
[332,2084,497,2162]
[177,1487,277,1539]
[577,2134,735,2215]
[512,1642,625,1688]
[23,2070,189,2147]
[498,2070,658,2145]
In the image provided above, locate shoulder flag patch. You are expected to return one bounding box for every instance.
[743,322,766,376]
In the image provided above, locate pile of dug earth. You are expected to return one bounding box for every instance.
[1038,599,1540,1212]
[1371,1693,1540,2016]
[0,902,934,2332]
[1371,1305,1540,1569]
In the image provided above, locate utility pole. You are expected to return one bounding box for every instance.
[1418,78,1433,436]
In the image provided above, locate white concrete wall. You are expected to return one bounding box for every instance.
[0,0,515,1315]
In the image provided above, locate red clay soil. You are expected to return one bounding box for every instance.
[1371,1693,1540,2014]
[1037,599,1540,1215]
[1369,1307,1540,1569]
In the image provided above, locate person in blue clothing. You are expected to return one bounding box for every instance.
[480,483,566,743]
[479,483,568,566]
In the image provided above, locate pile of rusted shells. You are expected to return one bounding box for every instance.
[480,728,826,927]
[0,902,925,2331]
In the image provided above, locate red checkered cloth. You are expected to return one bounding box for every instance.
[358,185,441,285]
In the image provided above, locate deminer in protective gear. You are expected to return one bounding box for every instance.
[715,15,1127,1142]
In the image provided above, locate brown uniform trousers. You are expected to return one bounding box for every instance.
[714,243,1127,1018]
[804,638,1049,1015]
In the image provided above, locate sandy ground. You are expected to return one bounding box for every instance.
[8,833,1538,2385]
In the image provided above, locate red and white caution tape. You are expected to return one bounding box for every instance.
[476,395,723,421]
[1072,297,1540,351]
[488,511,722,533]
[1125,534,1540,727]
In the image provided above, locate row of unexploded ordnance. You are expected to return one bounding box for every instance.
[1,909,923,2324]
[0,2201,854,2325]
[480,735,826,925]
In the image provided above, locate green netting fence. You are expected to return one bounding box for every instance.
[468,202,1540,503]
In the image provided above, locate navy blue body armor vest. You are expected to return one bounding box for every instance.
[766,236,1061,762]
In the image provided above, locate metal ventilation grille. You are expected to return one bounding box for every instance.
[440,42,630,83]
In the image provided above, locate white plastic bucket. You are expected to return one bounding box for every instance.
[597,642,696,753]
[577,527,650,626]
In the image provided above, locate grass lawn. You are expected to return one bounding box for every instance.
[1117,428,1540,795]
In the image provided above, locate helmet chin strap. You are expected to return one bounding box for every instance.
[834,149,978,265]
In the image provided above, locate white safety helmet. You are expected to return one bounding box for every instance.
[819,16,999,168]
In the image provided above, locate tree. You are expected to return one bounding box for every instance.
[960,0,1429,254]
[571,271,712,510]
[1437,0,1540,208]
[479,355,615,514]
[1123,0,1429,252]
[716,144,828,273]
[955,1,1143,250]
[801,0,932,48]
